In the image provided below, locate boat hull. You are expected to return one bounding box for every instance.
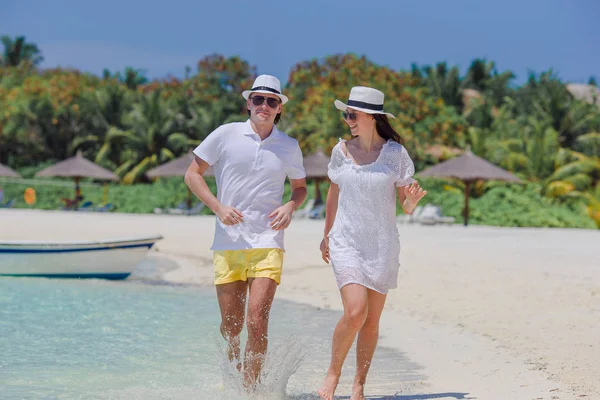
[0,236,162,280]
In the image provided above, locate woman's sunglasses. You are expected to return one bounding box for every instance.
[251,95,281,108]
[342,111,357,121]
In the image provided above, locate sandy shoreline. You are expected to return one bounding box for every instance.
[1,209,598,399]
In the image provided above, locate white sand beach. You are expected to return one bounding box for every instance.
[1,209,598,399]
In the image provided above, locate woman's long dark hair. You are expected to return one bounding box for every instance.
[373,114,403,145]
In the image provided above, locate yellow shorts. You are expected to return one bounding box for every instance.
[213,248,284,285]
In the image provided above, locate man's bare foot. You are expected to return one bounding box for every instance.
[225,343,241,371]
[317,372,340,400]
[243,374,256,394]
[349,382,365,400]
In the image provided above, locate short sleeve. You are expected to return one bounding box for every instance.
[327,141,346,184]
[192,125,225,166]
[383,142,415,187]
[285,143,306,180]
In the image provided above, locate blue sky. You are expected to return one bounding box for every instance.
[1,0,598,85]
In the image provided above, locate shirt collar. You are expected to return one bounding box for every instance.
[244,119,280,141]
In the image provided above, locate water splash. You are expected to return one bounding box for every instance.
[214,333,315,400]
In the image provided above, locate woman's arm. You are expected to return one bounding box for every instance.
[397,180,427,214]
[320,182,339,263]
[324,182,339,237]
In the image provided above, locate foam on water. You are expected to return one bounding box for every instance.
[215,333,316,399]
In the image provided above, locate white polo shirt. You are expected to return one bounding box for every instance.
[193,119,306,251]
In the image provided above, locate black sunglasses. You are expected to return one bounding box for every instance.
[342,111,357,121]
[251,95,281,108]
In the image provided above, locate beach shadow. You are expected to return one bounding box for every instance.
[289,393,473,400]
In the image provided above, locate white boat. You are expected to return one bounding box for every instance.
[0,235,163,280]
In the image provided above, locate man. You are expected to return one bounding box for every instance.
[184,74,307,389]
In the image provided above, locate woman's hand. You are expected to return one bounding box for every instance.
[403,180,427,214]
[320,237,330,264]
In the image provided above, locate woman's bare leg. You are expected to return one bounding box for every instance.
[318,284,369,400]
[351,289,387,400]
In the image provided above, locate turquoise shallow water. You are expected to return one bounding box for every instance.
[0,277,424,399]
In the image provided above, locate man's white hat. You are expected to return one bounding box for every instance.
[334,86,395,119]
[242,74,289,104]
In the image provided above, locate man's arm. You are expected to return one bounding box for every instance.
[286,178,308,212]
[184,156,243,225]
[268,178,307,230]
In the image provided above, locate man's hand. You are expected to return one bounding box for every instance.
[216,205,244,226]
[268,202,295,231]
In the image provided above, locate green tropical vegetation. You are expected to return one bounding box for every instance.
[1,36,599,228]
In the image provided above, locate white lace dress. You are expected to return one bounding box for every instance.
[327,139,415,294]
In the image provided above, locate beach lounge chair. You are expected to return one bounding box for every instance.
[61,195,85,210]
[417,204,455,225]
[182,203,205,215]
[293,198,316,219]
[78,201,94,210]
[92,203,116,212]
[308,204,325,219]
[0,199,15,208]
[165,202,205,215]
[153,201,187,215]
[397,205,423,224]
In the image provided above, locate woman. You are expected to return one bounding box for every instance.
[318,86,427,400]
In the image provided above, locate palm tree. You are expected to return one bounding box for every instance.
[96,90,191,183]
[544,148,600,204]
[463,59,495,90]
[102,67,148,89]
[169,91,237,142]
[69,83,133,164]
[463,58,515,106]
[416,62,463,109]
[1,36,43,66]
[513,70,600,149]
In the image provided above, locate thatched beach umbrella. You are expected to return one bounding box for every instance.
[0,163,21,178]
[461,88,484,113]
[566,83,600,105]
[146,151,214,179]
[424,144,462,161]
[303,149,330,205]
[0,162,21,205]
[146,151,214,208]
[35,151,119,200]
[419,149,521,226]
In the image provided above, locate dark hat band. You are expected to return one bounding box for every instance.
[250,86,281,95]
[347,99,384,111]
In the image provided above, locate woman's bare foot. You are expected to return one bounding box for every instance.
[317,372,340,400]
[349,382,365,400]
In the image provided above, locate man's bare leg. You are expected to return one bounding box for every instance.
[243,277,277,388]
[216,281,248,371]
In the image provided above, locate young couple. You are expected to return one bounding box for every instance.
[185,75,427,399]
